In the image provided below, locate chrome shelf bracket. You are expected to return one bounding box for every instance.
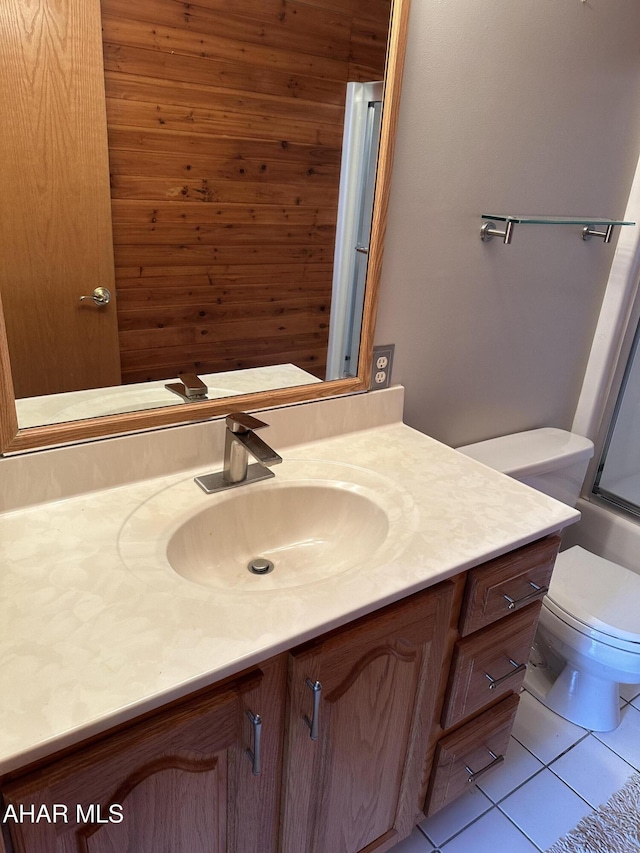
[582,224,615,243]
[480,220,515,244]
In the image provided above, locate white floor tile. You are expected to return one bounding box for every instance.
[440,807,538,853]
[419,787,492,847]
[510,689,587,764]
[476,736,544,803]
[595,703,640,769]
[498,768,592,851]
[550,734,636,807]
[389,827,437,852]
[619,683,640,704]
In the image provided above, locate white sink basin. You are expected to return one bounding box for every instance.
[118,460,417,594]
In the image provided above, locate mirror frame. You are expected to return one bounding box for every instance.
[0,0,410,455]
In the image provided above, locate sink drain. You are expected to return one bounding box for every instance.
[247,557,274,575]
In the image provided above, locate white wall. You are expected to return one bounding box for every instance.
[375,0,640,447]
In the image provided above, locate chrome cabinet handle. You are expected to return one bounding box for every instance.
[246,710,262,776]
[485,658,527,691]
[465,750,504,784]
[502,581,548,611]
[79,286,111,306]
[304,678,322,741]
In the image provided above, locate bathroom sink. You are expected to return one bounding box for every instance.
[118,460,417,593]
[167,482,389,589]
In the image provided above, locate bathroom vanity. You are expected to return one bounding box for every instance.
[0,389,576,853]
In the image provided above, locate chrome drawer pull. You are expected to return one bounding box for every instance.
[465,750,504,784]
[485,658,527,690]
[304,678,322,741]
[246,710,262,776]
[502,580,548,611]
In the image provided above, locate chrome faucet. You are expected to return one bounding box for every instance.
[165,374,209,402]
[195,413,282,494]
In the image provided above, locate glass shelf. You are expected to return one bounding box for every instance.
[480,214,636,244]
[483,214,635,226]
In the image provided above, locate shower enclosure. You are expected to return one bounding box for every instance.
[326,81,383,380]
[593,315,640,516]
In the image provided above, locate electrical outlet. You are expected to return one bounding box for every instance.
[370,344,395,390]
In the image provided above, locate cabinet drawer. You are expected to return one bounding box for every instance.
[441,602,541,728]
[459,535,560,636]
[425,693,519,817]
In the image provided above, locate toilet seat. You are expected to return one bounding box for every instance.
[545,546,640,650]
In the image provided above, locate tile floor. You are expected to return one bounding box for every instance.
[392,685,640,853]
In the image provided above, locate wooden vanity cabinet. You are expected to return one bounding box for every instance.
[280,581,456,853]
[1,657,287,853]
[1,534,561,852]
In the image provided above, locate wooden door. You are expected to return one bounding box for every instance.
[281,582,455,853]
[0,0,121,398]
[2,663,285,853]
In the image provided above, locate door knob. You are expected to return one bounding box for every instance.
[80,287,111,306]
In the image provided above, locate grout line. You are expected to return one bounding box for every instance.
[588,731,640,771]
[544,762,597,810]
[544,730,591,764]
[435,806,494,849]
[415,823,432,843]
[493,802,548,852]
[491,765,548,806]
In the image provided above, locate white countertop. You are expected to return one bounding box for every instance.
[0,390,578,774]
[15,364,320,429]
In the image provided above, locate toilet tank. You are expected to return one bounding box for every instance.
[456,428,594,507]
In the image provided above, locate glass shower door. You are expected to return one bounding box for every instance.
[593,317,640,516]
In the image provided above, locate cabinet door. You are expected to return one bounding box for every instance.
[281,582,455,853]
[2,663,285,853]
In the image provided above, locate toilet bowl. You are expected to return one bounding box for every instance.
[457,428,640,731]
[528,545,640,730]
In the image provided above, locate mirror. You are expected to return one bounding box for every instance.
[0,0,410,454]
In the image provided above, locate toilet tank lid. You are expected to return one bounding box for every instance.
[456,428,594,477]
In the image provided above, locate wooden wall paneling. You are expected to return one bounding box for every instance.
[118,298,329,333]
[102,0,354,63]
[100,0,391,384]
[114,268,335,304]
[103,75,345,131]
[119,339,329,384]
[112,245,333,269]
[109,179,339,207]
[118,307,329,356]
[103,43,346,105]
[111,202,340,229]
[100,16,350,82]
[106,131,344,165]
[107,153,341,195]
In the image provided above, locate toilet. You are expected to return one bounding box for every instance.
[457,427,640,732]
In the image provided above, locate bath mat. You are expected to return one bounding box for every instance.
[546,772,640,853]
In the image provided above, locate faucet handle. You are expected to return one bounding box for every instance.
[180,374,208,399]
[165,373,208,402]
[226,412,268,433]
